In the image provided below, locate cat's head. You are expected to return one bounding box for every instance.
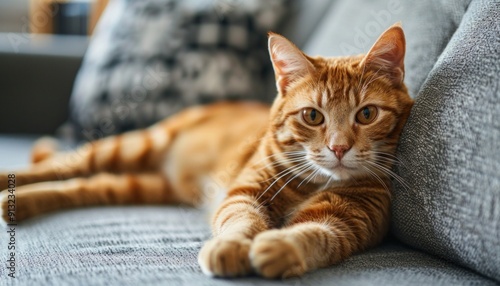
[267,23,414,182]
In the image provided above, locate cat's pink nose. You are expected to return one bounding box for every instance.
[328,145,351,160]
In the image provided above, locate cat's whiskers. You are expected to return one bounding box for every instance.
[360,164,390,192]
[367,155,400,167]
[255,153,307,180]
[259,160,309,184]
[257,157,307,174]
[306,165,327,185]
[321,175,334,191]
[262,153,307,166]
[297,165,323,189]
[256,162,313,209]
[269,163,315,201]
[368,150,404,164]
[258,157,310,183]
[364,160,410,191]
[256,161,311,201]
[252,151,306,168]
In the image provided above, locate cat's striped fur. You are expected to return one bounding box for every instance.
[0,23,413,278]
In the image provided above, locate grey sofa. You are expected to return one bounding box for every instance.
[1,0,499,285]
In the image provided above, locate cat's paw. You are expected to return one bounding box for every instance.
[0,175,8,192]
[250,230,307,279]
[0,191,13,226]
[198,236,253,277]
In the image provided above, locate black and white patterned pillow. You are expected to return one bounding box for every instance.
[66,0,289,140]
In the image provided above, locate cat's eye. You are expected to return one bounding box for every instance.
[356,106,378,124]
[302,108,324,126]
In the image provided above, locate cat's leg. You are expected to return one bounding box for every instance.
[198,189,271,277]
[0,106,210,190]
[31,137,59,164]
[0,126,170,189]
[0,172,175,224]
[249,189,390,278]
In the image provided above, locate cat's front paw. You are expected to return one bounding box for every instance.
[250,230,307,279]
[198,236,253,277]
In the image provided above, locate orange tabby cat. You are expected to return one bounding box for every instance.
[0,23,413,278]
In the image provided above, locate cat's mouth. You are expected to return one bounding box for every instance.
[313,160,358,181]
[307,153,359,181]
[316,158,357,171]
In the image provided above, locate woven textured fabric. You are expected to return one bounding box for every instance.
[392,0,500,282]
[0,205,496,286]
[66,0,289,140]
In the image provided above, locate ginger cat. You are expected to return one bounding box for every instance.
[0,23,413,278]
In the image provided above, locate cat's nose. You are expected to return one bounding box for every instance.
[328,145,351,160]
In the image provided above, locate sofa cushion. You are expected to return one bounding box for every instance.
[392,0,500,282]
[0,204,496,286]
[0,135,37,169]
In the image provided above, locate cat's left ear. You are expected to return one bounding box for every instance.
[362,22,406,86]
[268,32,315,95]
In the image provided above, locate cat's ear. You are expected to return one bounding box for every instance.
[362,23,406,86]
[268,32,315,95]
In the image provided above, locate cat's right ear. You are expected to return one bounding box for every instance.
[268,32,314,95]
[361,23,406,86]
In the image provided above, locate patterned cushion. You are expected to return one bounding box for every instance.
[66,0,288,139]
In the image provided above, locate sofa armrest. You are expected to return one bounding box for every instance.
[0,33,88,135]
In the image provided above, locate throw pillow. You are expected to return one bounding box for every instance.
[66,0,289,140]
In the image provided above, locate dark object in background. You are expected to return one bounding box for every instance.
[53,1,90,35]
[0,34,88,134]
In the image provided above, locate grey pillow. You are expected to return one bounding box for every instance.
[392,0,500,282]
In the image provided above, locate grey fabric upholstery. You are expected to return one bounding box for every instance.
[279,0,334,48]
[0,135,495,285]
[0,205,496,286]
[392,0,500,282]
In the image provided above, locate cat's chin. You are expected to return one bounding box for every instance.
[331,169,356,181]
[316,164,356,182]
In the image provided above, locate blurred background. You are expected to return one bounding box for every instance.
[0,0,309,140]
[0,0,101,136]
[0,0,465,142]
